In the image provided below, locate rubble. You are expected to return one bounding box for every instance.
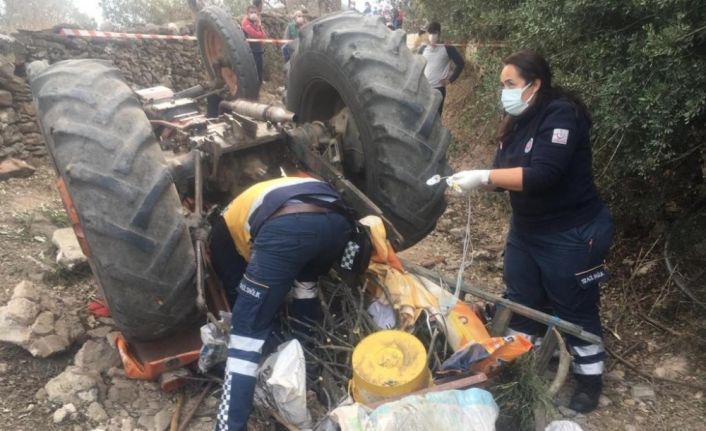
[51,227,88,270]
[74,339,121,374]
[631,384,656,400]
[45,366,100,406]
[0,280,84,357]
[0,158,36,181]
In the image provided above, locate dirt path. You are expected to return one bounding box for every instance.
[0,80,704,430]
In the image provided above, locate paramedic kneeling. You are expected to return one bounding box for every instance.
[447,50,614,413]
[208,176,352,431]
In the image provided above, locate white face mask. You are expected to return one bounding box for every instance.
[501,81,534,116]
[295,16,304,25]
[429,33,439,45]
[248,13,258,21]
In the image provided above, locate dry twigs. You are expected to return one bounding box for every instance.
[606,346,706,391]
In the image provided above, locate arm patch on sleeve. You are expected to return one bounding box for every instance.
[551,128,569,145]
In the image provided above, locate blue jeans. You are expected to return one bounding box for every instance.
[211,212,351,431]
[504,206,614,375]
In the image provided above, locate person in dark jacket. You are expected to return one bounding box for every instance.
[210,176,353,431]
[447,50,614,413]
[418,21,465,115]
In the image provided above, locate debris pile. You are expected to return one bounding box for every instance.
[0,280,83,357]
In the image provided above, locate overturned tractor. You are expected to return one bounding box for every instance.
[28,6,450,359]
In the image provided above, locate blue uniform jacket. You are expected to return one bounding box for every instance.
[493,97,604,233]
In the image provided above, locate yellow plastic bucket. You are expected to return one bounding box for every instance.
[350,330,431,404]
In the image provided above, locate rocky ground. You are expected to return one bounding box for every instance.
[0,78,704,431]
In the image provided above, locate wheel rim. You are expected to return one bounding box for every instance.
[203,28,239,96]
[298,79,367,189]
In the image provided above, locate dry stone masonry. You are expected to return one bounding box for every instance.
[0,24,203,162]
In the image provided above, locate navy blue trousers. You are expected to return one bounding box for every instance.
[210,212,351,431]
[504,206,614,375]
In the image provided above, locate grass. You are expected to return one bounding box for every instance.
[489,353,558,431]
[40,205,70,228]
[13,211,35,239]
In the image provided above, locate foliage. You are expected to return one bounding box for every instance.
[100,0,192,26]
[0,0,96,31]
[412,0,706,229]
[99,0,252,27]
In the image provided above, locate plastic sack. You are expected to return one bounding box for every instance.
[440,335,534,376]
[254,340,312,430]
[198,311,231,373]
[367,300,396,329]
[331,387,498,431]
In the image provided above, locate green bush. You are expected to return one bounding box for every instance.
[412,0,706,230]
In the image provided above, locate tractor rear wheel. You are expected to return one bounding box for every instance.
[196,5,260,99]
[29,59,199,341]
[287,12,452,250]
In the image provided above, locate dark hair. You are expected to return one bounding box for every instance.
[497,49,591,144]
[427,22,441,34]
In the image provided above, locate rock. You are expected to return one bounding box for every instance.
[31,311,55,335]
[654,355,688,379]
[598,394,613,407]
[471,249,494,261]
[0,313,29,346]
[557,405,577,418]
[87,326,114,339]
[74,339,121,373]
[52,228,88,270]
[604,369,625,382]
[86,402,109,423]
[121,417,137,431]
[153,407,173,431]
[449,227,465,240]
[0,362,7,374]
[137,414,154,430]
[5,297,41,325]
[53,406,69,424]
[631,384,656,400]
[11,280,41,301]
[625,426,638,431]
[635,260,657,277]
[0,158,35,181]
[45,366,99,406]
[0,89,11,107]
[107,379,139,406]
[29,334,70,357]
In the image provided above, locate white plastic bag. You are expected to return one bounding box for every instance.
[545,420,584,431]
[255,339,312,430]
[331,387,498,431]
[197,311,231,373]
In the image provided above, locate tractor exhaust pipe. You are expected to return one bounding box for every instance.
[219,100,297,123]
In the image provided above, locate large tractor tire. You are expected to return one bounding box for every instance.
[287,12,452,250]
[196,5,260,99]
[28,59,198,341]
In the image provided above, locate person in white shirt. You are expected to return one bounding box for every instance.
[418,21,465,115]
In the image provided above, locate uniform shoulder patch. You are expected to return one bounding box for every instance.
[551,128,569,145]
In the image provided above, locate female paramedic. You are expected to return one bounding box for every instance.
[448,50,614,413]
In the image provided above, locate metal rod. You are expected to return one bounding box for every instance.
[401,259,603,345]
[194,150,206,311]
[219,99,297,123]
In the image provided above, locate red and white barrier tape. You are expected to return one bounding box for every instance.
[59,28,197,40]
[58,28,293,44]
[57,28,505,48]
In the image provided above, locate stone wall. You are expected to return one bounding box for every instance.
[0,26,203,162]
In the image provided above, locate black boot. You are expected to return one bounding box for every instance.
[569,373,602,413]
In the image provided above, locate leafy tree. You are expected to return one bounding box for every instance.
[413,0,706,228]
[100,0,192,26]
[0,0,96,31]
